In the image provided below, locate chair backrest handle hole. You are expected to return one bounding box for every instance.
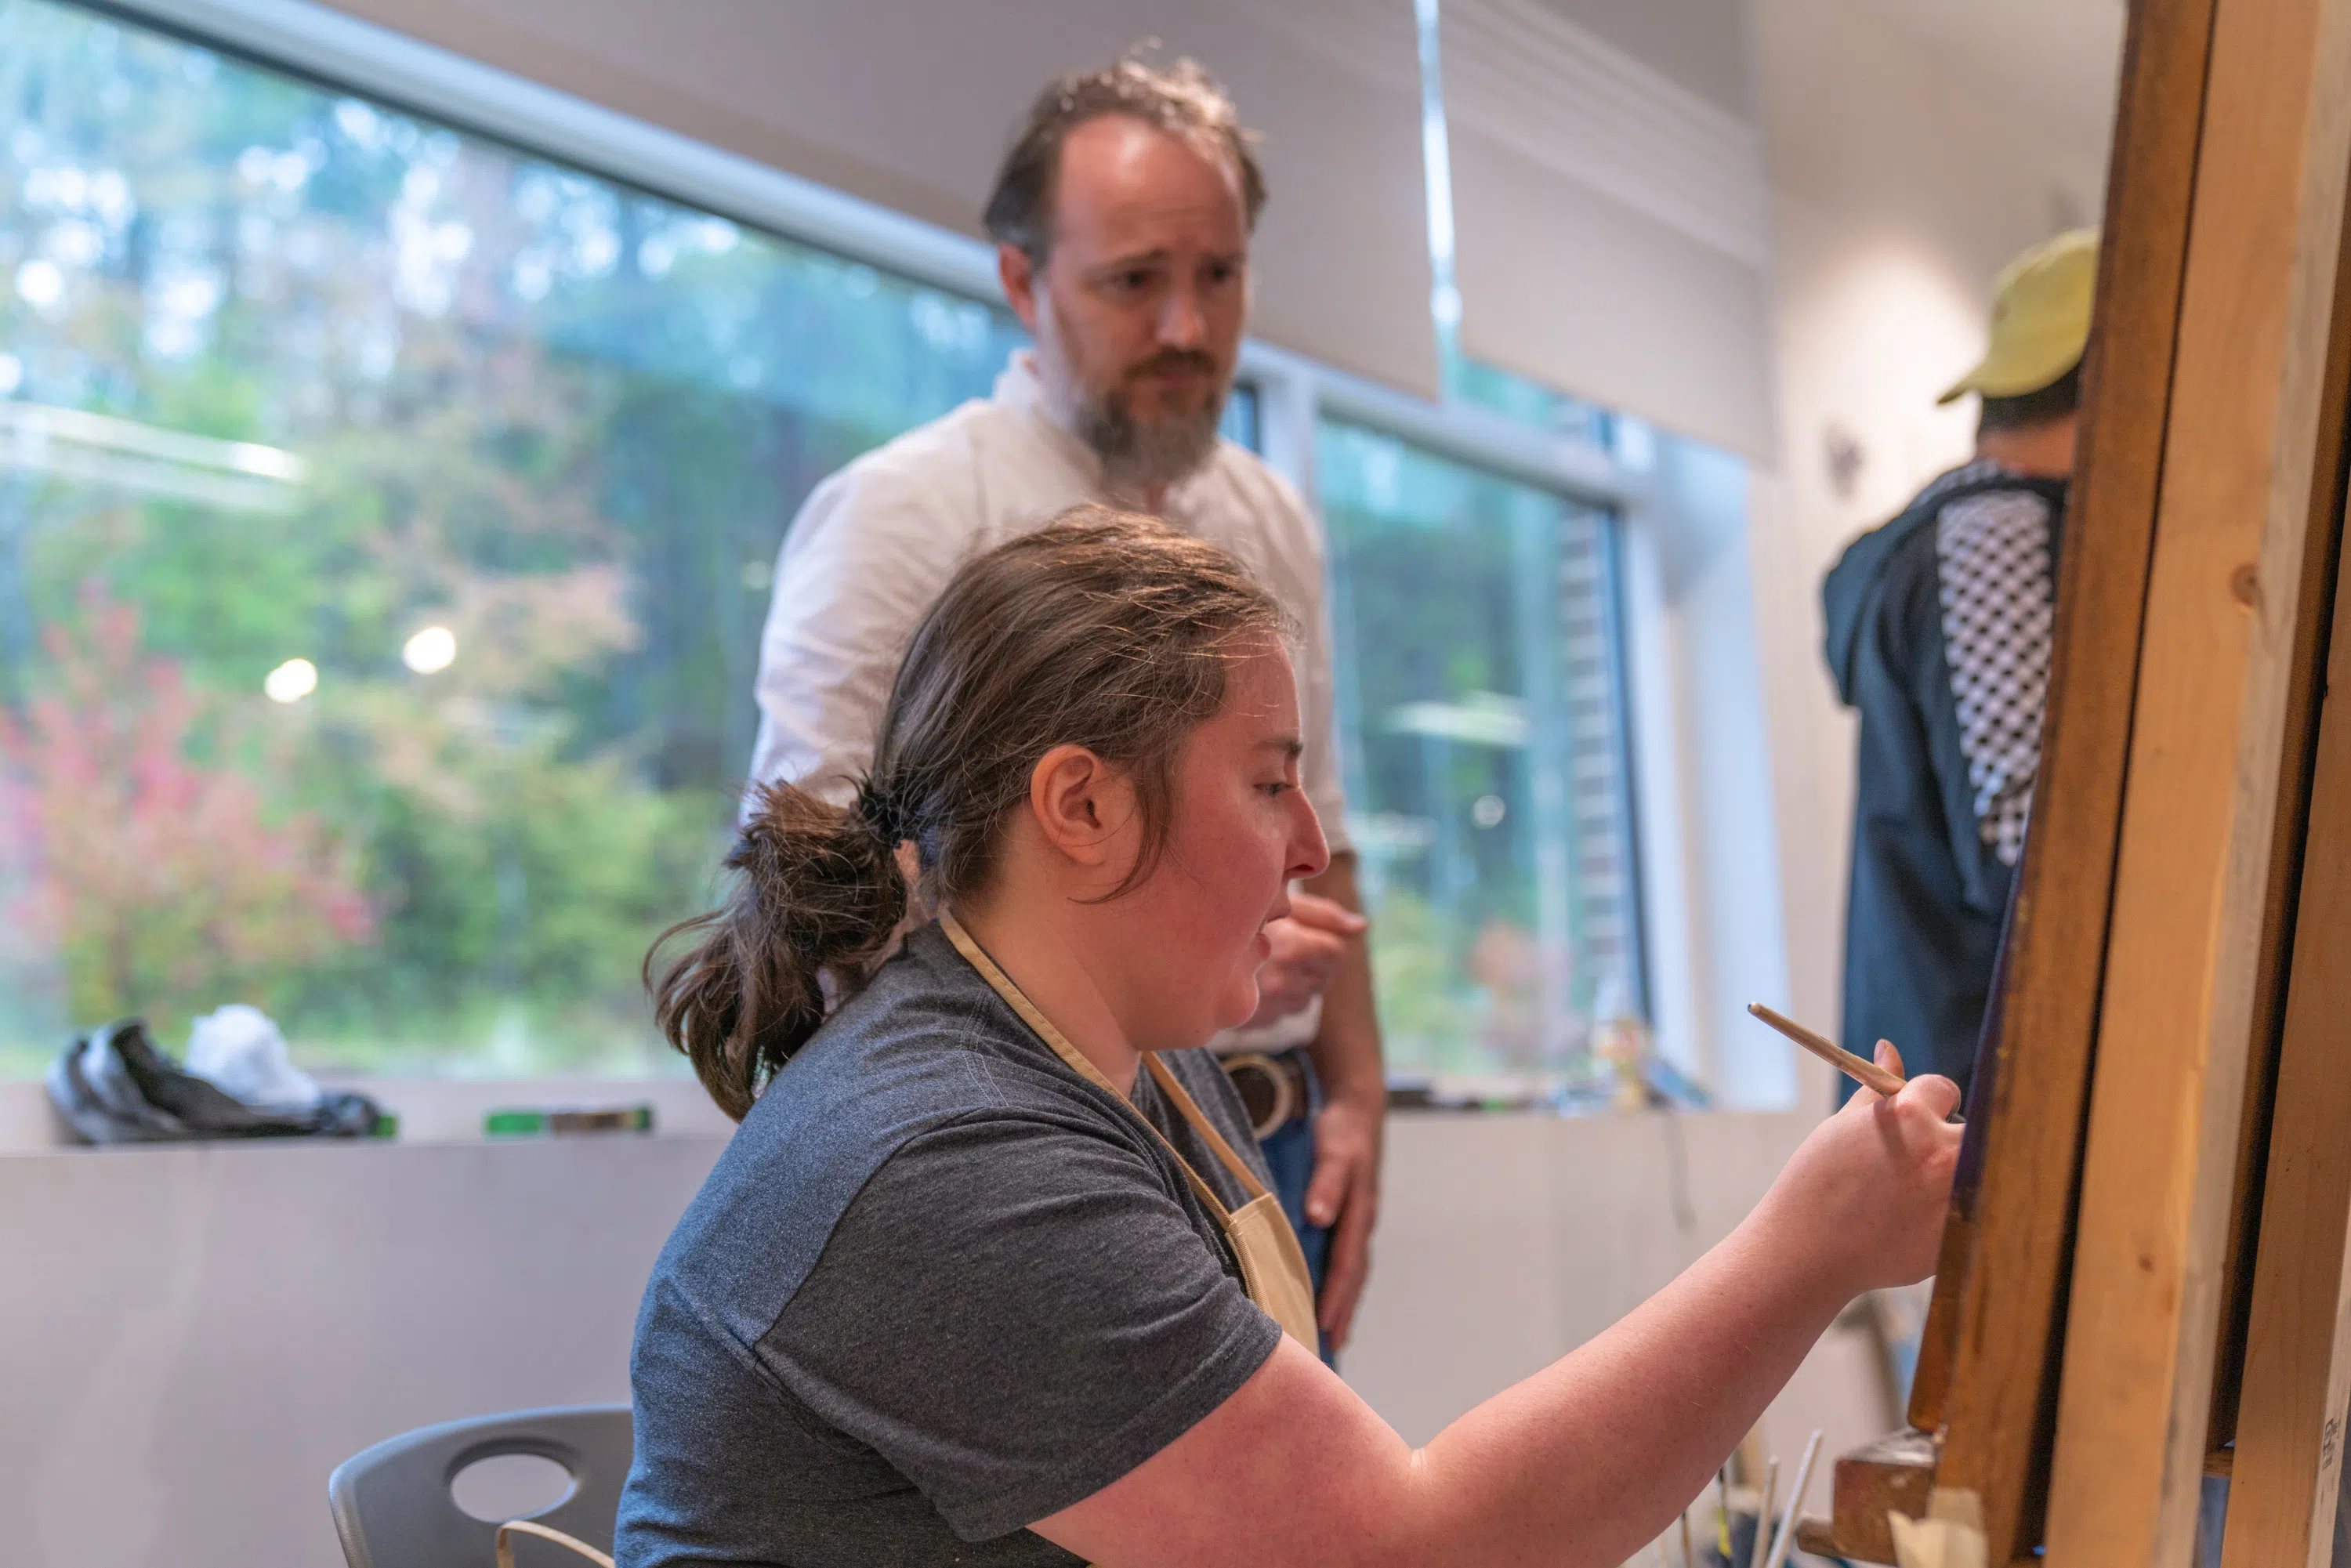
[451,1453,576,1523]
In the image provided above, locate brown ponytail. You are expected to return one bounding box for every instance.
[644,780,907,1120]
[647,505,1288,1118]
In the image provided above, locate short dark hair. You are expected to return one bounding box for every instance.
[983,57,1267,265]
[647,509,1288,1119]
[1979,361,2084,435]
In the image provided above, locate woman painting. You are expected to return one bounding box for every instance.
[618,507,1959,1567]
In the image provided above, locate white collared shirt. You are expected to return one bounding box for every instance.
[748,351,1351,856]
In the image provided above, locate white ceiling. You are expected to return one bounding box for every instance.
[1873,0,2128,148]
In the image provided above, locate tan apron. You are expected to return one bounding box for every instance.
[940,914,1320,1351]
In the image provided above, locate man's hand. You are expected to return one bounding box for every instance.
[1305,1085,1382,1349]
[1244,893,1368,1027]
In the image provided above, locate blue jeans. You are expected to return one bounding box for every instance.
[1259,1114,1331,1295]
[1255,1062,1334,1363]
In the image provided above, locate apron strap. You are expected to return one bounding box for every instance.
[1140,1055,1277,1206]
[938,914,1247,1224]
[939,912,1320,1353]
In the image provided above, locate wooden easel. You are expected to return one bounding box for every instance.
[1795,0,2351,1562]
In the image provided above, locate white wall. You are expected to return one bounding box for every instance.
[2,1132,719,1568]
[3,1106,1857,1568]
[1349,1107,1894,1531]
[1624,429,1800,1109]
[1744,0,2122,1034]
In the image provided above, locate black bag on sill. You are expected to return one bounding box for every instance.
[45,1019,383,1145]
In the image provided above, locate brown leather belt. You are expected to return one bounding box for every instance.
[1221,1050,1311,1140]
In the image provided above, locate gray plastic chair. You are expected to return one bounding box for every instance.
[327,1405,632,1568]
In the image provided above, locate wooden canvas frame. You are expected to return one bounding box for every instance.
[1800,0,2351,1559]
[2040,0,2351,1547]
[2221,433,2351,1568]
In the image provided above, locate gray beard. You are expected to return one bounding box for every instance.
[1072,382,1226,497]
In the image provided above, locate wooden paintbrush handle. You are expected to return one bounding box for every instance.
[1746,1002,1907,1098]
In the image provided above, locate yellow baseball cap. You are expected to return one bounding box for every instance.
[1937,227,2099,404]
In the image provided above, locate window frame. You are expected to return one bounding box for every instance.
[25,0,1670,1110]
[86,0,1639,512]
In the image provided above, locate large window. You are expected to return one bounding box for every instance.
[1319,421,1642,1092]
[0,0,1046,1076]
[0,0,1635,1092]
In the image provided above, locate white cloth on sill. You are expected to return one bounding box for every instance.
[184,1004,321,1110]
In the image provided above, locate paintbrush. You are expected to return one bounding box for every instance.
[1762,1430,1824,1568]
[1746,1455,1778,1568]
[1746,1001,1906,1098]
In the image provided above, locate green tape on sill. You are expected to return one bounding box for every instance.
[484,1106,655,1137]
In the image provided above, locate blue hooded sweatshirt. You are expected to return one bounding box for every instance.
[1821,462,2067,1103]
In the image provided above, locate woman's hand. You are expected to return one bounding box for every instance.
[1761,1042,1963,1297]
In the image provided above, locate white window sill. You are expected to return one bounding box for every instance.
[1,1066,1744,1153]
[0,1074,736,1153]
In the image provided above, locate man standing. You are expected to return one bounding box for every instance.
[1822,229,2096,1100]
[747,60,1383,1349]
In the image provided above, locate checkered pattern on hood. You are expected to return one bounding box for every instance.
[1934,484,2057,866]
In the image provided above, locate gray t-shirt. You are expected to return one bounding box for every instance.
[617,922,1283,1567]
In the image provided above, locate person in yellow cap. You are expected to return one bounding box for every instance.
[1820,228,2096,1103]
